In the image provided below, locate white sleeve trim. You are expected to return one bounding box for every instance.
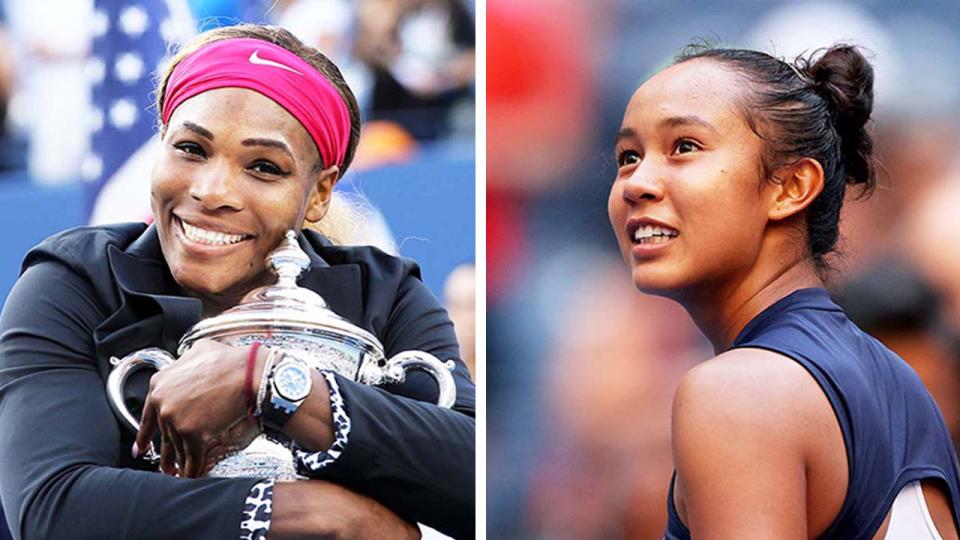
[292,371,352,474]
[239,479,274,539]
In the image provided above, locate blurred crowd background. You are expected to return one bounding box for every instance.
[0,0,476,360]
[488,0,960,538]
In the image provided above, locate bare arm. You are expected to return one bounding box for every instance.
[671,348,843,539]
[270,481,419,540]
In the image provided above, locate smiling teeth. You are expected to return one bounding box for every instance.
[181,220,245,245]
[634,225,678,244]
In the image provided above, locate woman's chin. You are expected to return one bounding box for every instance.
[171,267,245,301]
[630,266,687,299]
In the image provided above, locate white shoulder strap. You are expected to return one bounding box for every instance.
[886,481,943,540]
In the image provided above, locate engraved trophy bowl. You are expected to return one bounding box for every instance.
[106,231,457,480]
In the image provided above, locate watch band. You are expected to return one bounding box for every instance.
[261,354,312,434]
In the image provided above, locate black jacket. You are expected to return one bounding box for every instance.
[0,223,475,539]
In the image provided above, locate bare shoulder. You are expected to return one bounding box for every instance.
[672,347,839,463]
[676,348,830,425]
[671,348,841,536]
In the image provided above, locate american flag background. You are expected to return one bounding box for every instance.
[85,0,194,224]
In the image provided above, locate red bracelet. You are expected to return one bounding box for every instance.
[245,341,261,419]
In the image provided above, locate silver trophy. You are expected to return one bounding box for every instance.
[106,231,457,479]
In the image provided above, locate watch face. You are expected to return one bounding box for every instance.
[274,363,311,402]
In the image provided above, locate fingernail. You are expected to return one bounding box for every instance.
[132,441,139,459]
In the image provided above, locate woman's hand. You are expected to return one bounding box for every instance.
[271,480,422,540]
[135,339,260,477]
[200,416,262,475]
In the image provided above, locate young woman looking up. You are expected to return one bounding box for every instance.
[609,45,960,539]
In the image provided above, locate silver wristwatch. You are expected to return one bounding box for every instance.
[261,355,312,433]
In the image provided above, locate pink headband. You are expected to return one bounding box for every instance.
[161,37,351,168]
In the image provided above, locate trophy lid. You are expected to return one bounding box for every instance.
[178,231,383,356]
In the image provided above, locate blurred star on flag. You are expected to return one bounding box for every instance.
[86,0,194,225]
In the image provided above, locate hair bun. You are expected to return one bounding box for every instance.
[804,45,875,188]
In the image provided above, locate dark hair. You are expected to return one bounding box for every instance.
[156,24,362,176]
[676,45,876,273]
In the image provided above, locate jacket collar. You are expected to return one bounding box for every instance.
[93,225,362,365]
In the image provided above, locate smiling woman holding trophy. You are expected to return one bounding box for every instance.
[0,24,475,540]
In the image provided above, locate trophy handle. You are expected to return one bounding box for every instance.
[361,351,457,408]
[106,348,176,461]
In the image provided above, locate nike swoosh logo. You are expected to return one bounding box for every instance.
[248,50,302,75]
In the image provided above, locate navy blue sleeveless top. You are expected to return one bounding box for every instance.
[665,288,960,539]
